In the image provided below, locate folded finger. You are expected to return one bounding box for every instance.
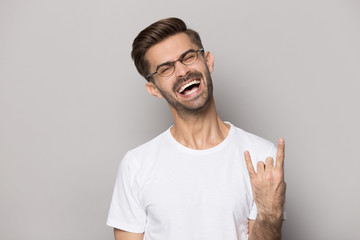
[257,161,265,174]
[265,157,274,169]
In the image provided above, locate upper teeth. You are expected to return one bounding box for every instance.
[178,80,200,93]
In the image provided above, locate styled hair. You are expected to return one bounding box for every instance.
[131,17,204,81]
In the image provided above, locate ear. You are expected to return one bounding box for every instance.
[145,81,163,99]
[205,51,215,73]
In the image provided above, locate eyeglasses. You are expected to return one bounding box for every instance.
[146,48,204,81]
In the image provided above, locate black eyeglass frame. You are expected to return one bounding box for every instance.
[146,48,204,81]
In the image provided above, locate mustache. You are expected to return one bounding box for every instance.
[173,71,203,92]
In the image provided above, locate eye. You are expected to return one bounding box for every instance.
[158,65,173,76]
[182,52,197,64]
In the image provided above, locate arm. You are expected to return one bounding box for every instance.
[248,216,284,240]
[245,138,286,240]
[248,220,255,240]
[114,228,144,240]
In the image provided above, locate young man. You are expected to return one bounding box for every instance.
[107,18,286,240]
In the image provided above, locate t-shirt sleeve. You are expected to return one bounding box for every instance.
[248,143,287,220]
[107,152,146,233]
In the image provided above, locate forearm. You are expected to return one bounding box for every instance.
[250,213,283,240]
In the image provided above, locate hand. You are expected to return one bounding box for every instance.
[244,138,286,221]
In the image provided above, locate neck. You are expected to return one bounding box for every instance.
[169,98,230,150]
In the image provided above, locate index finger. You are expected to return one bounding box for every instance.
[275,138,285,170]
[244,151,257,178]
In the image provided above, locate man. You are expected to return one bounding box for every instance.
[107,17,286,240]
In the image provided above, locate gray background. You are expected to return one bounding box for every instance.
[1,0,359,239]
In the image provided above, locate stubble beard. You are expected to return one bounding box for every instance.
[156,69,214,117]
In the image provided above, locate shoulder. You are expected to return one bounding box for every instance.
[116,128,172,189]
[128,128,170,159]
[119,128,170,171]
[228,122,276,158]
[230,123,274,146]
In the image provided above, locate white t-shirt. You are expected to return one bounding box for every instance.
[107,122,277,240]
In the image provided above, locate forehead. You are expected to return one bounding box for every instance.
[145,33,198,70]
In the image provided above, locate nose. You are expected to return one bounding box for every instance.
[174,60,191,78]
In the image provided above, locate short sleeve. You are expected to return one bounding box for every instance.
[248,143,286,220]
[107,152,146,233]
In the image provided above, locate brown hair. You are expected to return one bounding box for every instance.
[131,17,204,81]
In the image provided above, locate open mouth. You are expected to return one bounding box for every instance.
[178,80,201,96]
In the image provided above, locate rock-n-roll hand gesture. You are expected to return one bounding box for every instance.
[244,138,286,240]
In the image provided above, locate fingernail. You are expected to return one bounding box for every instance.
[279,138,284,144]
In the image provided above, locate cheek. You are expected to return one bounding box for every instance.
[198,63,212,78]
[155,80,174,93]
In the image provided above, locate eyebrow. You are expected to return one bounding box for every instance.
[155,49,196,71]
